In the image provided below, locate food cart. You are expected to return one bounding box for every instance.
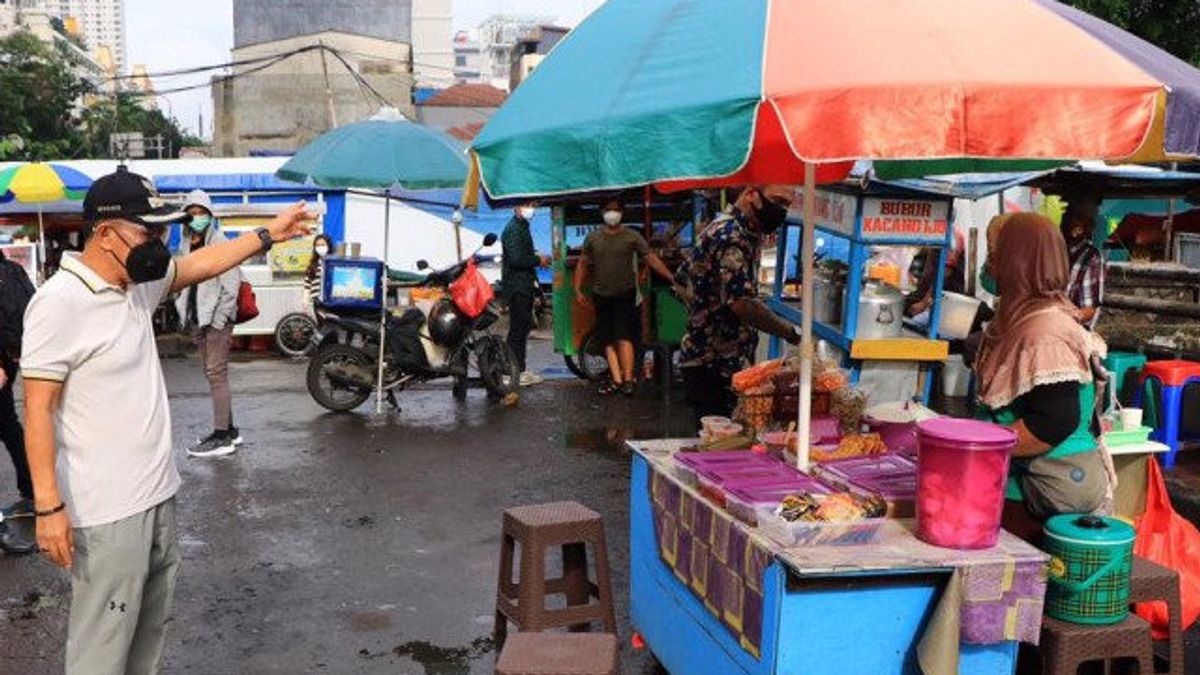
[767,185,956,403]
[548,192,697,381]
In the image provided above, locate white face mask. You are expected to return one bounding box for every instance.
[518,207,536,221]
[602,210,623,227]
[314,245,329,257]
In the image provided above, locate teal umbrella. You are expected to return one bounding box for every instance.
[277,108,469,414]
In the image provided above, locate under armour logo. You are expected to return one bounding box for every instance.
[108,601,126,613]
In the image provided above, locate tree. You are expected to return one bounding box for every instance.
[0,31,91,160]
[1062,0,1200,65]
[79,93,194,159]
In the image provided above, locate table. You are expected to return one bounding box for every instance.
[629,440,1049,675]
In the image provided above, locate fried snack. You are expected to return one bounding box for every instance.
[732,359,784,394]
[811,433,888,462]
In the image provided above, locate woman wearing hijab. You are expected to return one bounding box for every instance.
[176,190,244,458]
[974,213,1110,543]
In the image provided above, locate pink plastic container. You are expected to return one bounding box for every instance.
[724,476,835,525]
[696,464,801,507]
[915,418,1017,550]
[814,454,917,517]
[673,450,772,487]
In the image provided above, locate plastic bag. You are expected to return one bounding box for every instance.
[449,259,494,319]
[1133,459,1200,639]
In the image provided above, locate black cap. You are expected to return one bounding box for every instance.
[83,166,190,227]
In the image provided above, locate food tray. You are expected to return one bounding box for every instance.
[725,477,835,526]
[672,450,772,487]
[813,454,917,517]
[754,505,887,547]
[696,464,802,507]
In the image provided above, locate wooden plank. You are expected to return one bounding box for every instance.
[850,338,949,362]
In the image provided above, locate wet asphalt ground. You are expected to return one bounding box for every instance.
[1,333,1199,674]
[0,335,691,674]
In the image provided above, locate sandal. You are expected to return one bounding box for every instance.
[598,380,621,395]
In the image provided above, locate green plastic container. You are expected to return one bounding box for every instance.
[1043,515,1135,625]
[1103,352,1146,407]
[654,286,687,346]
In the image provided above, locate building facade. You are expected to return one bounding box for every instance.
[411,0,453,89]
[476,14,552,91]
[37,0,125,74]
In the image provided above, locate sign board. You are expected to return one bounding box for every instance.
[0,244,37,285]
[270,237,317,275]
[793,189,858,237]
[860,198,950,243]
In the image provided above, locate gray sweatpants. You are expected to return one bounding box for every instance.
[67,498,180,675]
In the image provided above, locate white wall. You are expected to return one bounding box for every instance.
[343,192,499,281]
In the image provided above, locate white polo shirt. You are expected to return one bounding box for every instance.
[21,254,180,528]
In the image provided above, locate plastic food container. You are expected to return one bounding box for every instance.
[814,453,918,517]
[1043,515,1135,625]
[672,450,771,487]
[863,402,939,456]
[915,418,1017,550]
[724,477,835,525]
[760,417,841,457]
[696,464,801,507]
[755,505,886,547]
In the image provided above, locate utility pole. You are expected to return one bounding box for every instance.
[319,40,338,130]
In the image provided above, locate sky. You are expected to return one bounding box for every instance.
[123,0,604,139]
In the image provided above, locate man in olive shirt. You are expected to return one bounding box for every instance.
[500,202,549,386]
[575,199,675,396]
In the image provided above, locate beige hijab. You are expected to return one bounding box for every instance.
[975,213,1104,409]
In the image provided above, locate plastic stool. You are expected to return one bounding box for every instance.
[493,502,617,650]
[1135,360,1200,469]
[495,633,620,675]
[1040,613,1154,675]
[1130,557,1184,675]
[1105,352,1147,406]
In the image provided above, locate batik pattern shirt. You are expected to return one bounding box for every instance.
[1067,240,1104,329]
[676,211,762,377]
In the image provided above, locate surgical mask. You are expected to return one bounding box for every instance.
[602,210,622,227]
[111,228,172,284]
[187,215,212,233]
[314,244,329,258]
[753,197,789,232]
[980,266,998,295]
[518,207,536,221]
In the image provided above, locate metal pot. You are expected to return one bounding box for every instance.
[812,270,844,325]
[854,280,904,340]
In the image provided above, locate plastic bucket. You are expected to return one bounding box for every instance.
[941,355,971,398]
[864,402,939,456]
[915,419,1016,549]
[938,291,982,339]
[1043,515,1135,625]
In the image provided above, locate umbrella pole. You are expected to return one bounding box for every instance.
[37,207,45,279]
[796,163,817,471]
[376,195,390,415]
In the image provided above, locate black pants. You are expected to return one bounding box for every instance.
[0,362,30,501]
[681,365,738,425]
[506,292,534,372]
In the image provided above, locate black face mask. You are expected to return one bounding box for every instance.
[753,196,789,233]
[110,229,172,284]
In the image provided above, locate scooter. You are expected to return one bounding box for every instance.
[304,234,519,412]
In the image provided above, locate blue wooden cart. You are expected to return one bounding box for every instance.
[629,441,1048,675]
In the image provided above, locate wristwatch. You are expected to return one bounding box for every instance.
[254,227,274,253]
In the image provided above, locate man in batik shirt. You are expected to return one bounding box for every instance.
[676,186,801,422]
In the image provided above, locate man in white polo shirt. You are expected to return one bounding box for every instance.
[21,167,312,675]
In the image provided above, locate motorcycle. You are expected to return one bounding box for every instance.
[305,233,520,412]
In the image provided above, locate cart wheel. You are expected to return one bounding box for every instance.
[275,312,317,358]
[576,332,610,382]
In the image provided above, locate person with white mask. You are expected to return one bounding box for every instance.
[575,198,675,396]
[500,202,549,385]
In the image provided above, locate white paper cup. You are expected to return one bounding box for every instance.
[1119,408,1144,431]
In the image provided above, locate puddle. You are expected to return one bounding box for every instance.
[388,637,495,674]
[564,428,637,456]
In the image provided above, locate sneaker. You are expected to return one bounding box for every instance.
[0,499,36,555]
[226,427,244,446]
[187,431,237,458]
[621,381,636,398]
[518,371,543,387]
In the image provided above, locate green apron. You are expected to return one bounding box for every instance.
[982,382,1097,501]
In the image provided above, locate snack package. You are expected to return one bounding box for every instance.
[732,359,784,394]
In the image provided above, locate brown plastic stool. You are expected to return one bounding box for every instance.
[495,632,620,675]
[1129,556,1185,675]
[1040,613,1154,675]
[494,502,617,648]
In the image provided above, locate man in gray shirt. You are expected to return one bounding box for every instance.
[21,167,312,674]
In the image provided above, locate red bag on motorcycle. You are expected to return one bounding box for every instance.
[1133,459,1200,638]
[449,259,494,319]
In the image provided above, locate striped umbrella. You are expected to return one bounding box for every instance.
[470,0,1200,466]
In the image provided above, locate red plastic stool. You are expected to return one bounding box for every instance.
[1136,360,1200,469]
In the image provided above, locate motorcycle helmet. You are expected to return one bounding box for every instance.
[428,298,468,346]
